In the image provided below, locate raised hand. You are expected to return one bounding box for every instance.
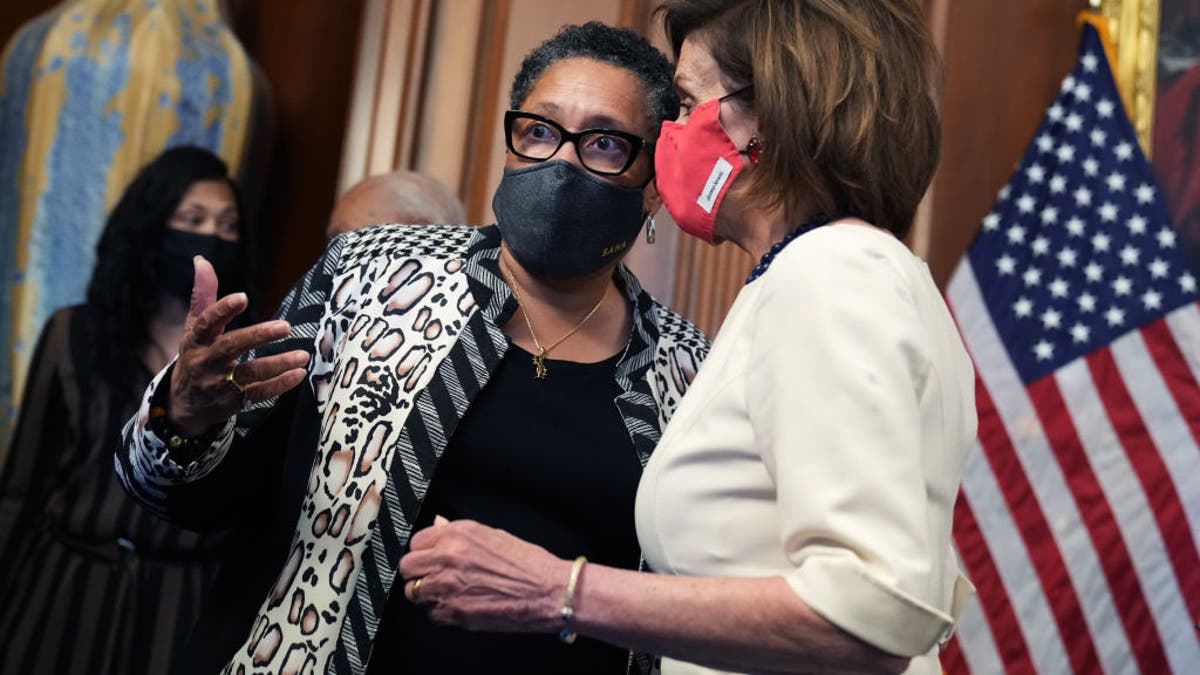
[168,256,310,436]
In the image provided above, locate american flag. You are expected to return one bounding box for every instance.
[942,22,1200,675]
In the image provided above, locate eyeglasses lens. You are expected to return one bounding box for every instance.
[508,114,635,175]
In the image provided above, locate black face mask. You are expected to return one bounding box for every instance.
[491,160,645,280]
[156,230,244,303]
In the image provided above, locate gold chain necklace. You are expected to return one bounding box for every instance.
[502,262,606,380]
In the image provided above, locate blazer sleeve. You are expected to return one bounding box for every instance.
[745,227,955,656]
[0,309,72,574]
[115,235,347,531]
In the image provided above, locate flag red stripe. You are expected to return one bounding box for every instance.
[940,635,969,675]
[950,486,1032,675]
[1026,375,1170,674]
[972,379,1094,673]
[1087,344,1200,624]
[1142,317,1200,457]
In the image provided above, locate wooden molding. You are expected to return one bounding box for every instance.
[462,0,513,222]
[339,0,384,195]
[336,0,442,195]
[618,0,652,32]
[392,0,435,172]
[671,236,752,337]
[908,0,952,259]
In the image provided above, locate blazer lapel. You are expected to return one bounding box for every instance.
[613,265,664,467]
[330,228,514,675]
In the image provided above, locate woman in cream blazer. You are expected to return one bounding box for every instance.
[396,2,976,673]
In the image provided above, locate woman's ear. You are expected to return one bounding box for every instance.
[641,182,662,244]
[642,181,662,217]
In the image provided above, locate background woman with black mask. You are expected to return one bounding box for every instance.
[0,145,250,675]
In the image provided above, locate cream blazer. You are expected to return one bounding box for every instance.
[636,222,977,675]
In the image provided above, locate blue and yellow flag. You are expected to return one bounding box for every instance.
[0,0,260,451]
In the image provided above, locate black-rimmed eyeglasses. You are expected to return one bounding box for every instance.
[503,110,651,177]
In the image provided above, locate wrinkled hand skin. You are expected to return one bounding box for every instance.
[398,517,573,633]
[168,256,309,436]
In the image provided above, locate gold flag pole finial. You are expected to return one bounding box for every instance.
[1082,0,1160,156]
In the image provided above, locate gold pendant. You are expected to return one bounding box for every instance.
[533,348,548,379]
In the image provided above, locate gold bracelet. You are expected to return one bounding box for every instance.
[558,555,587,644]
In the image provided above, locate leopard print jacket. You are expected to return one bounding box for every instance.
[117,224,710,675]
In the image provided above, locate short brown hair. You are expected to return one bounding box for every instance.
[658,0,941,238]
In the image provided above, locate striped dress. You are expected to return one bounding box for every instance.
[0,306,225,675]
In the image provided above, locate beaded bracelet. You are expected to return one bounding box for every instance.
[147,368,220,461]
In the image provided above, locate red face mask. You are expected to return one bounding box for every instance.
[654,96,749,244]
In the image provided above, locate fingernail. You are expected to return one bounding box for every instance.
[434,515,449,525]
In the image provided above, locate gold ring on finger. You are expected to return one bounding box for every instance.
[412,578,423,603]
[225,367,248,394]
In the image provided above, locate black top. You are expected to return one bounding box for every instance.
[367,343,642,674]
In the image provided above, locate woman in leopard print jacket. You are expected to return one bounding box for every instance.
[116,22,708,675]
